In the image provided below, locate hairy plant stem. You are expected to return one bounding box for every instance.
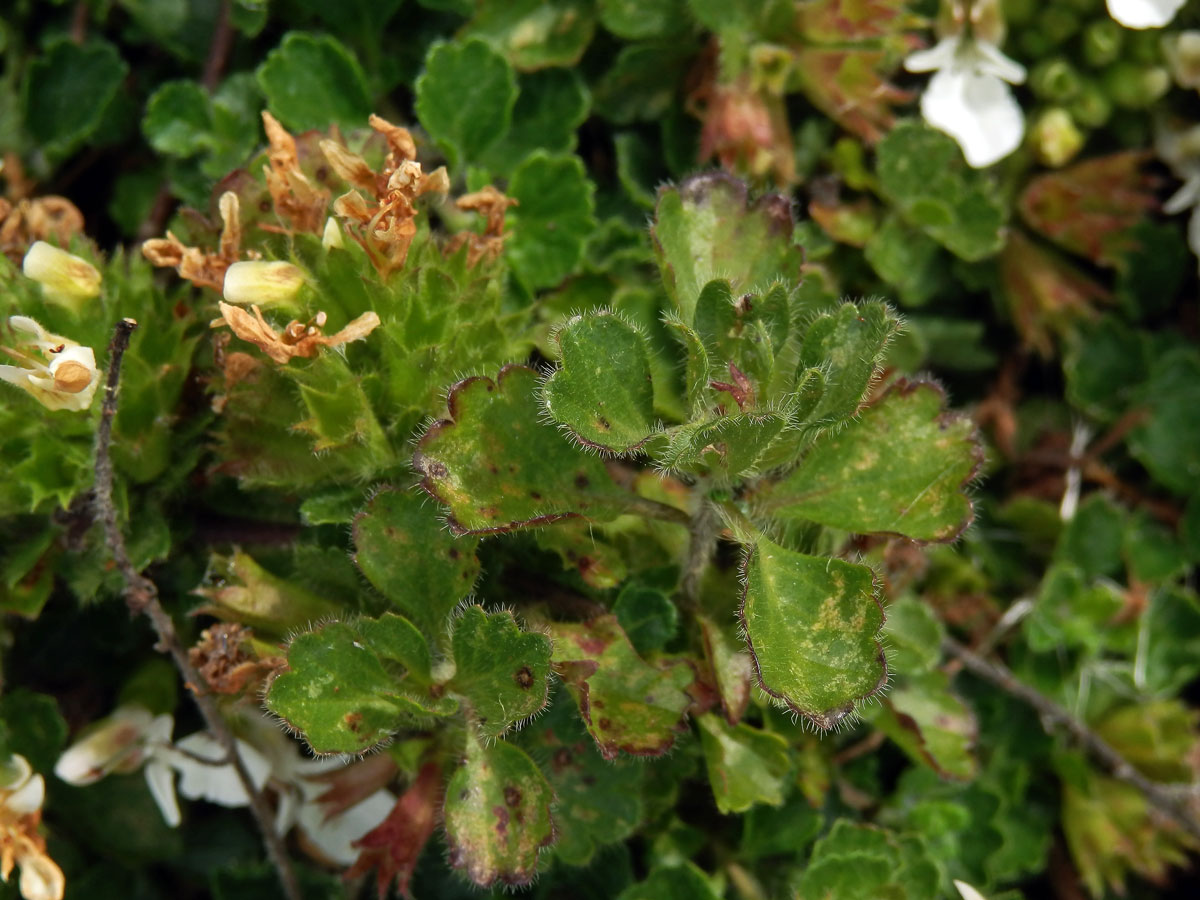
[681,499,721,609]
[943,636,1200,842]
[94,319,303,900]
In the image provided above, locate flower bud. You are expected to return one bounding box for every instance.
[321,217,344,250]
[21,242,101,312]
[1165,31,1200,89]
[222,260,305,308]
[1102,61,1170,108]
[1082,20,1124,68]
[1030,108,1086,167]
[54,706,165,785]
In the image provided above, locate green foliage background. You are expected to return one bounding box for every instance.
[1,1,1200,899]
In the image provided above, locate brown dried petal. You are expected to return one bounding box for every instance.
[319,140,376,192]
[369,114,417,162]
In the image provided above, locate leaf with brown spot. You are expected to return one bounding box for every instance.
[413,365,631,535]
[447,605,552,739]
[443,734,555,888]
[549,616,693,760]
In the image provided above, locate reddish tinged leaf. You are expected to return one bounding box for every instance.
[549,616,694,760]
[809,195,879,247]
[346,762,441,900]
[698,614,754,725]
[793,48,913,143]
[1000,232,1110,357]
[1019,152,1160,267]
[798,0,924,43]
[692,75,795,185]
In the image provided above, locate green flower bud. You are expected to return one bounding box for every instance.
[1102,61,1170,109]
[1030,108,1086,167]
[1031,58,1084,102]
[1067,81,1113,128]
[1082,20,1124,69]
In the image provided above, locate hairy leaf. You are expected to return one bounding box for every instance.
[542,310,657,453]
[413,365,629,534]
[740,538,887,728]
[448,605,553,738]
[550,616,693,759]
[652,172,798,324]
[796,300,899,428]
[443,735,555,887]
[769,381,980,542]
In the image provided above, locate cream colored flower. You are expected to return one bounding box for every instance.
[222,260,306,309]
[0,754,64,900]
[21,242,101,312]
[0,316,99,411]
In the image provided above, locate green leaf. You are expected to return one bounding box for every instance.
[0,690,67,775]
[1024,564,1124,653]
[542,311,658,453]
[550,616,693,759]
[599,0,689,39]
[613,584,679,655]
[740,538,887,729]
[1064,316,1149,422]
[22,38,128,157]
[863,214,950,307]
[266,617,450,754]
[881,596,943,676]
[353,487,481,637]
[480,68,590,175]
[508,152,597,290]
[1129,347,1200,497]
[796,300,900,429]
[697,713,791,814]
[876,121,1007,262]
[414,38,517,170]
[656,412,787,479]
[520,692,644,865]
[867,671,978,780]
[697,613,754,724]
[740,793,822,861]
[463,0,597,70]
[1055,493,1125,580]
[255,32,371,131]
[448,605,553,738]
[413,365,628,534]
[142,80,213,156]
[618,861,723,900]
[796,821,940,900]
[768,381,980,542]
[652,172,798,324]
[443,735,555,887]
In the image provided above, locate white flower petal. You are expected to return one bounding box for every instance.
[7,772,45,816]
[166,733,271,808]
[296,788,395,867]
[1164,173,1200,214]
[16,851,65,900]
[144,758,181,827]
[921,67,1025,167]
[54,706,162,785]
[1107,0,1185,28]
[954,880,990,900]
[905,37,961,73]
[972,40,1027,85]
[1188,207,1200,270]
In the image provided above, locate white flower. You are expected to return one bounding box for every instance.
[55,707,393,864]
[1165,31,1200,89]
[906,34,1027,168]
[222,260,306,308]
[240,716,395,866]
[0,754,65,900]
[0,316,100,412]
[54,705,269,828]
[1107,0,1185,29]
[21,242,101,313]
[1156,122,1200,271]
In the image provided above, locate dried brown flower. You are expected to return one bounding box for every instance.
[213,301,381,364]
[445,185,518,267]
[143,191,246,292]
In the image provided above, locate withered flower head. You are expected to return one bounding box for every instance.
[142,190,245,292]
[0,754,65,900]
[445,185,517,267]
[262,111,330,234]
[214,301,381,365]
